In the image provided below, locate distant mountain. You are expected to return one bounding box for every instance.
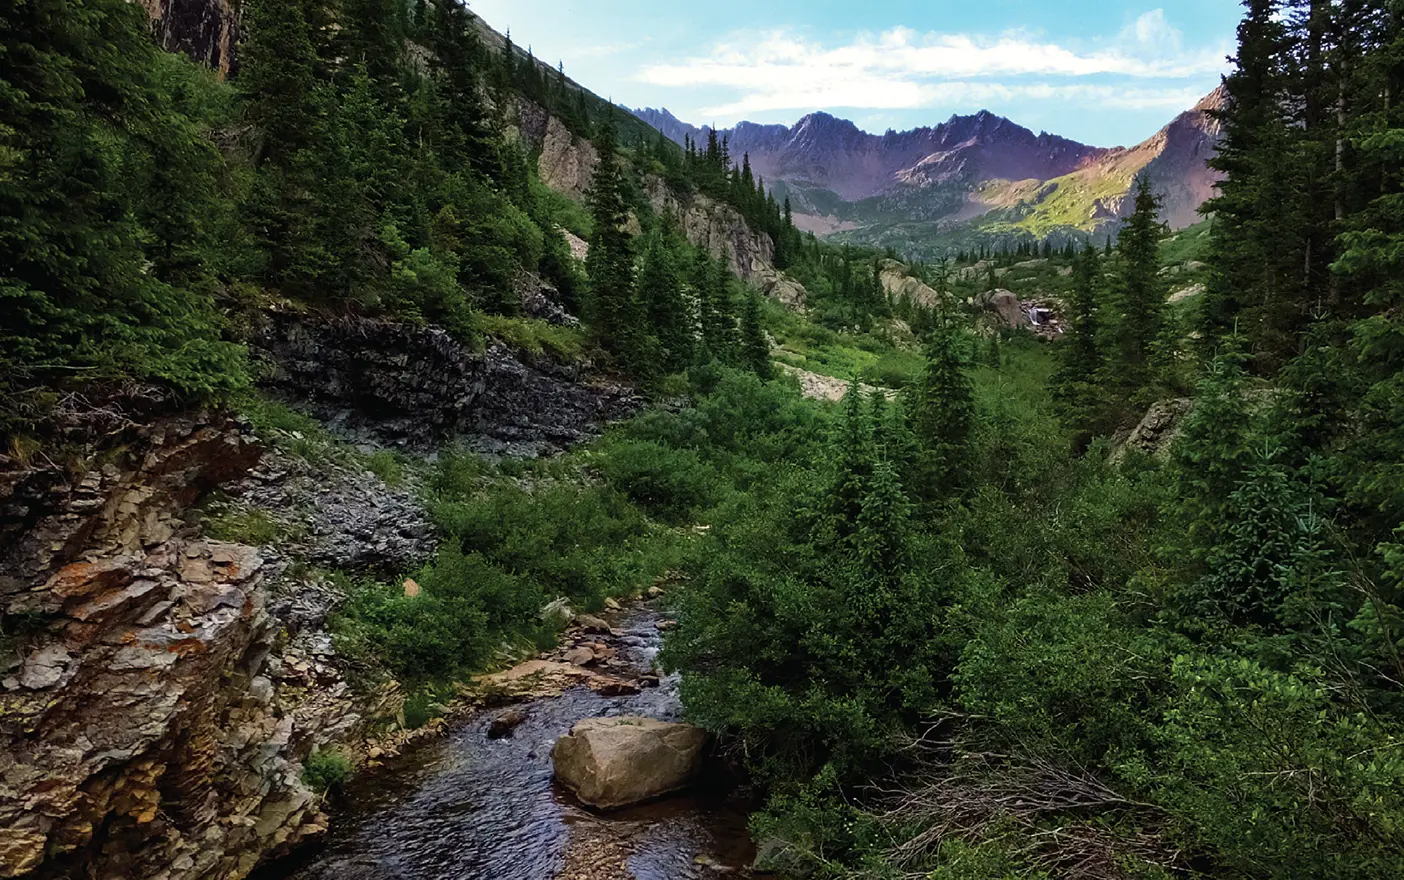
[632,90,1225,256]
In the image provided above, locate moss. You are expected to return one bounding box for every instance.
[302,749,353,793]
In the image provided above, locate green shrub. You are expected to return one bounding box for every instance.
[203,508,287,546]
[473,314,588,362]
[366,449,407,488]
[595,439,718,525]
[302,749,353,793]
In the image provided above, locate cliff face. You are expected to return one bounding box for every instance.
[0,412,370,880]
[517,100,808,309]
[136,0,239,77]
[0,312,642,879]
[253,313,639,455]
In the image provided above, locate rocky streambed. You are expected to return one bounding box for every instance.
[259,602,756,880]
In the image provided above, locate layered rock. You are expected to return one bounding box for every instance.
[252,312,638,454]
[551,717,709,809]
[879,259,941,309]
[0,414,389,880]
[1112,399,1195,463]
[136,0,239,76]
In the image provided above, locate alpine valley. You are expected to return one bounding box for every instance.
[634,87,1224,259]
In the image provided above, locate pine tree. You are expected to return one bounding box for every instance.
[585,117,642,365]
[696,254,738,361]
[906,320,975,498]
[1052,243,1106,433]
[739,290,772,378]
[818,382,875,548]
[425,0,500,180]
[1,0,243,428]
[635,229,691,372]
[1106,175,1168,405]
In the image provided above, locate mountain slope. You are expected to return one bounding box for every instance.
[635,90,1225,257]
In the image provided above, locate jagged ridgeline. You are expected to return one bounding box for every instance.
[0,0,808,438]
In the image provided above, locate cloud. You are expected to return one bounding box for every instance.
[635,10,1229,124]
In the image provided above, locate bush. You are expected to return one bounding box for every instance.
[302,749,353,793]
[432,480,672,611]
[473,315,588,362]
[595,439,718,525]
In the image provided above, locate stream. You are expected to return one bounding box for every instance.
[262,604,756,880]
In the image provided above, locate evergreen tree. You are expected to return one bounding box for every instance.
[635,229,691,372]
[818,382,875,548]
[905,321,975,498]
[0,0,243,428]
[1106,176,1168,405]
[696,254,737,361]
[1052,243,1106,433]
[584,117,642,363]
[739,290,772,379]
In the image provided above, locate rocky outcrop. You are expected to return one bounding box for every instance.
[136,0,240,77]
[0,413,395,880]
[252,313,638,455]
[512,98,809,309]
[551,717,709,809]
[218,445,436,574]
[643,177,773,283]
[1112,398,1194,463]
[777,365,883,403]
[517,272,581,328]
[879,259,941,308]
[980,290,1029,329]
[530,113,600,203]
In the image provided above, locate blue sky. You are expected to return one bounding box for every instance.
[467,0,1241,146]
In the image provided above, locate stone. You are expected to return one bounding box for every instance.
[19,643,73,690]
[981,290,1028,329]
[603,598,621,612]
[488,706,529,740]
[564,647,595,667]
[587,678,640,698]
[1113,398,1195,463]
[576,614,611,634]
[551,717,709,809]
[1169,283,1206,303]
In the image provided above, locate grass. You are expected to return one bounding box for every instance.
[303,749,353,793]
[1161,217,1214,266]
[203,508,289,546]
[366,449,408,488]
[533,179,593,240]
[474,314,589,362]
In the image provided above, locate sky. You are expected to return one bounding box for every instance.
[467,0,1242,147]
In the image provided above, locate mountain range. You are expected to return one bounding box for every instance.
[633,89,1224,257]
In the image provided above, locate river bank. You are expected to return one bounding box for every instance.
[255,600,757,880]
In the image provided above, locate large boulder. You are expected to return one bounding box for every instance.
[1112,398,1194,463]
[980,290,1028,329]
[552,717,708,809]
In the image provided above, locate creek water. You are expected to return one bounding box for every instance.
[263,605,755,880]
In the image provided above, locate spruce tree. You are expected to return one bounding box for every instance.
[906,320,975,498]
[1052,243,1106,433]
[1106,176,1168,406]
[818,382,875,548]
[585,117,642,364]
[739,290,772,379]
[0,0,243,428]
[635,229,691,372]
